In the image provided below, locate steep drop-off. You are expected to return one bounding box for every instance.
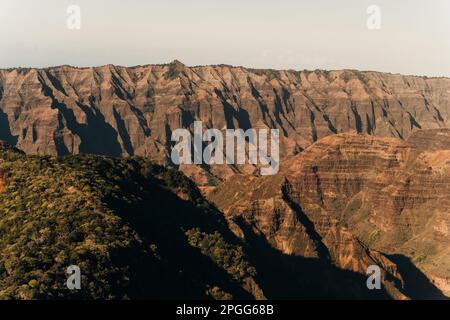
[209,129,450,298]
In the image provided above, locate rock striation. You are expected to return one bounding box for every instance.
[209,129,450,298]
[1,62,449,161]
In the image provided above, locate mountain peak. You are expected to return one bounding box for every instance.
[170,59,185,67]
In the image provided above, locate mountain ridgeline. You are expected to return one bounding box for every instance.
[0,61,449,160]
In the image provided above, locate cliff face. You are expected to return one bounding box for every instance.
[209,129,450,298]
[287,130,450,296]
[208,172,408,299]
[1,62,449,161]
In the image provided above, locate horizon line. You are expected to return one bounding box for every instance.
[1,60,449,80]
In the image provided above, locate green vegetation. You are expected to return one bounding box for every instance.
[412,254,427,264]
[165,62,182,79]
[367,229,382,245]
[249,68,280,80]
[340,70,370,85]
[0,145,256,299]
[340,71,353,83]
[186,229,256,282]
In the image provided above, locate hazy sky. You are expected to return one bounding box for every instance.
[1,0,449,76]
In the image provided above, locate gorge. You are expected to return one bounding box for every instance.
[0,61,449,299]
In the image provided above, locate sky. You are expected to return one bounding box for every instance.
[0,0,449,76]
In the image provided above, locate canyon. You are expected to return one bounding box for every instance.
[0,62,449,299]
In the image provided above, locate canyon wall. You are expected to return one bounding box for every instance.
[1,61,449,162]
